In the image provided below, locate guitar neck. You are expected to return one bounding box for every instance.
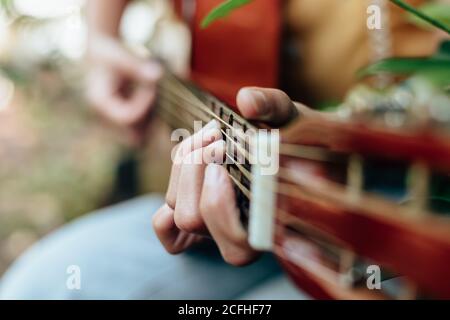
[157,72,255,131]
[156,71,256,217]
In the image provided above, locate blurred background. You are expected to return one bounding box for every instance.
[0,0,169,274]
[0,0,448,278]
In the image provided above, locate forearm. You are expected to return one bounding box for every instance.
[87,0,129,39]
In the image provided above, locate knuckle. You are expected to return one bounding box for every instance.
[151,210,163,231]
[182,148,203,165]
[221,247,256,267]
[151,204,173,233]
[199,193,225,217]
[165,245,183,255]
[165,194,176,210]
[229,232,249,249]
[174,209,203,234]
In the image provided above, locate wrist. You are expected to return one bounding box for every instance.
[86,33,121,61]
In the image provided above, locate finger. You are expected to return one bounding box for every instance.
[173,140,226,234]
[152,204,203,254]
[92,37,162,83]
[200,164,259,266]
[125,84,157,124]
[166,120,222,208]
[236,87,300,126]
[96,94,148,127]
[173,120,222,164]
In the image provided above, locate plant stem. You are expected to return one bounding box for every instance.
[390,0,450,34]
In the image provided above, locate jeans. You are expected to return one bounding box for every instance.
[0,195,306,300]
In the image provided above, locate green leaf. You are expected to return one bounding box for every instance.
[358,41,450,88]
[407,3,450,30]
[434,39,450,59]
[389,0,450,34]
[201,0,253,29]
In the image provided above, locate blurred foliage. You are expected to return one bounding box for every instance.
[358,40,450,89]
[202,0,450,34]
[0,2,130,273]
[408,2,450,30]
[392,0,450,34]
[0,56,128,273]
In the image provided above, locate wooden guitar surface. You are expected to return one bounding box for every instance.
[173,0,281,107]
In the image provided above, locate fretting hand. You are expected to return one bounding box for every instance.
[153,87,302,266]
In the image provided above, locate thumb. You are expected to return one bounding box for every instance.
[236,87,300,127]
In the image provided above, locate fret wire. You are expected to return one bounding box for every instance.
[160,104,409,220]
[159,90,253,162]
[160,86,339,198]
[160,80,340,164]
[159,83,234,131]
[158,95,256,189]
[155,110,369,208]
[160,99,360,207]
[161,82,247,138]
[220,129,252,163]
[171,74,255,129]
[160,102,351,254]
[159,79,251,140]
[158,75,365,206]
[225,152,252,181]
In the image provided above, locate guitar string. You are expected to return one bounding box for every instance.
[154,106,380,221]
[159,84,255,160]
[160,75,338,162]
[158,103,408,228]
[157,91,348,199]
[158,104,301,202]
[164,71,255,129]
[159,77,252,140]
[158,82,336,162]
[157,77,372,205]
[158,90,252,162]
[157,74,445,275]
[156,106,253,198]
[152,111,376,255]
[159,105,331,203]
[157,104,252,180]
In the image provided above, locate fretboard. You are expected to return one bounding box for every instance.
[157,72,255,219]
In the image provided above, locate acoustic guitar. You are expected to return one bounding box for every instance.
[153,0,450,299]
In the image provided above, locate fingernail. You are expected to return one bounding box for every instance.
[142,62,162,80]
[205,128,222,143]
[242,89,269,116]
[204,119,220,130]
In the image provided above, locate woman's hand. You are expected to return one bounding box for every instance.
[153,87,301,266]
[86,0,162,144]
[86,35,162,144]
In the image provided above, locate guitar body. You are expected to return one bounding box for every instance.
[173,0,281,107]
